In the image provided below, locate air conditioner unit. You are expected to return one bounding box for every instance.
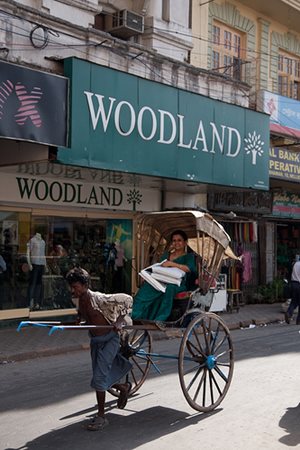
[107,10,144,38]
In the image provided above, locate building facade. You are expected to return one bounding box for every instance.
[191,0,300,288]
[0,0,269,322]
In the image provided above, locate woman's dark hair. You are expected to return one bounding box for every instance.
[65,267,90,286]
[171,230,188,242]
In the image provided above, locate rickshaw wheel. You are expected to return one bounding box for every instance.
[178,312,234,412]
[108,329,153,397]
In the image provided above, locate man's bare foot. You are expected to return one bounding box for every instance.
[117,381,132,409]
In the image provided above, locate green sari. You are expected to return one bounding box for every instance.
[131,252,197,321]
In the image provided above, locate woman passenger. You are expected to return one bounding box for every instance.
[131,230,197,321]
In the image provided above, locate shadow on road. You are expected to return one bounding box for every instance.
[278,402,300,447]
[59,391,154,420]
[4,405,221,450]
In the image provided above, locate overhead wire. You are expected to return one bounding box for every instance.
[3,5,300,142]
[2,7,300,65]
[0,8,298,98]
[3,6,300,139]
[2,6,300,107]
[0,14,252,102]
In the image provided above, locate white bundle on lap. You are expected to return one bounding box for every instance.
[139,260,185,292]
[139,269,166,292]
[152,266,185,280]
[151,272,182,286]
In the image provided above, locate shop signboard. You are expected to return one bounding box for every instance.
[0,60,68,146]
[0,163,161,212]
[258,90,300,139]
[58,58,270,190]
[273,191,300,219]
[208,191,272,214]
[269,147,300,182]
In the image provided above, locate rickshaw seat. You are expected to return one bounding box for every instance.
[169,290,194,322]
[172,274,199,313]
[174,291,192,300]
[173,273,199,300]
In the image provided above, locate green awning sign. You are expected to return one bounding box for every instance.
[58,57,269,190]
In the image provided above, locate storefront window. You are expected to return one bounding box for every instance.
[0,210,31,311]
[0,211,132,312]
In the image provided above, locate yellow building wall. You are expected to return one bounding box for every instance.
[191,0,300,94]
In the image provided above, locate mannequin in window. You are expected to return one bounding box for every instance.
[27,232,46,310]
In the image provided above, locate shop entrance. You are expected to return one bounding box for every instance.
[276,222,300,278]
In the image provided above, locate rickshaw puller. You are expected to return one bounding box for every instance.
[66,267,132,431]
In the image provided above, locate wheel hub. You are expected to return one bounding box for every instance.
[206,354,216,370]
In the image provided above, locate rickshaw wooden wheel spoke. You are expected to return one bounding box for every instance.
[213,334,228,355]
[186,337,206,359]
[202,319,211,352]
[202,369,207,407]
[186,365,203,392]
[216,361,231,367]
[108,330,153,398]
[192,369,206,403]
[214,364,229,383]
[210,369,223,396]
[209,370,215,405]
[178,312,234,412]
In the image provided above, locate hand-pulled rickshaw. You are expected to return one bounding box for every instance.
[18,210,235,413]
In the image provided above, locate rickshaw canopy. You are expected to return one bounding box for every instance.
[135,210,237,292]
[136,210,230,249]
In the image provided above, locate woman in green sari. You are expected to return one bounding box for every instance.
[131,230,197,321]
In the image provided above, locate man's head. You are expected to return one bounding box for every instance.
[66,267,90,297]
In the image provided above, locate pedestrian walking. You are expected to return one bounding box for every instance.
[285,260,300,325]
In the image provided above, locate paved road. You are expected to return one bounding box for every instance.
[0,302,285,363]
[1,322,300,450]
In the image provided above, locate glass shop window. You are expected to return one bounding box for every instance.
[0,212,133,312]
[0,211,31,311]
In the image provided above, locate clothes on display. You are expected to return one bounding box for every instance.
[232,222,258,243]
[241,251,252,284]
[220,221,257,294]
[26,233,46,309]
[222,263,242,290]
[221,250,252,290]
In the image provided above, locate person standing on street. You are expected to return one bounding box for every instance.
[65,267,132,431]
[285,259,300,325]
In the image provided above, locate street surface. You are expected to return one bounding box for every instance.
[1,322,300,450]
